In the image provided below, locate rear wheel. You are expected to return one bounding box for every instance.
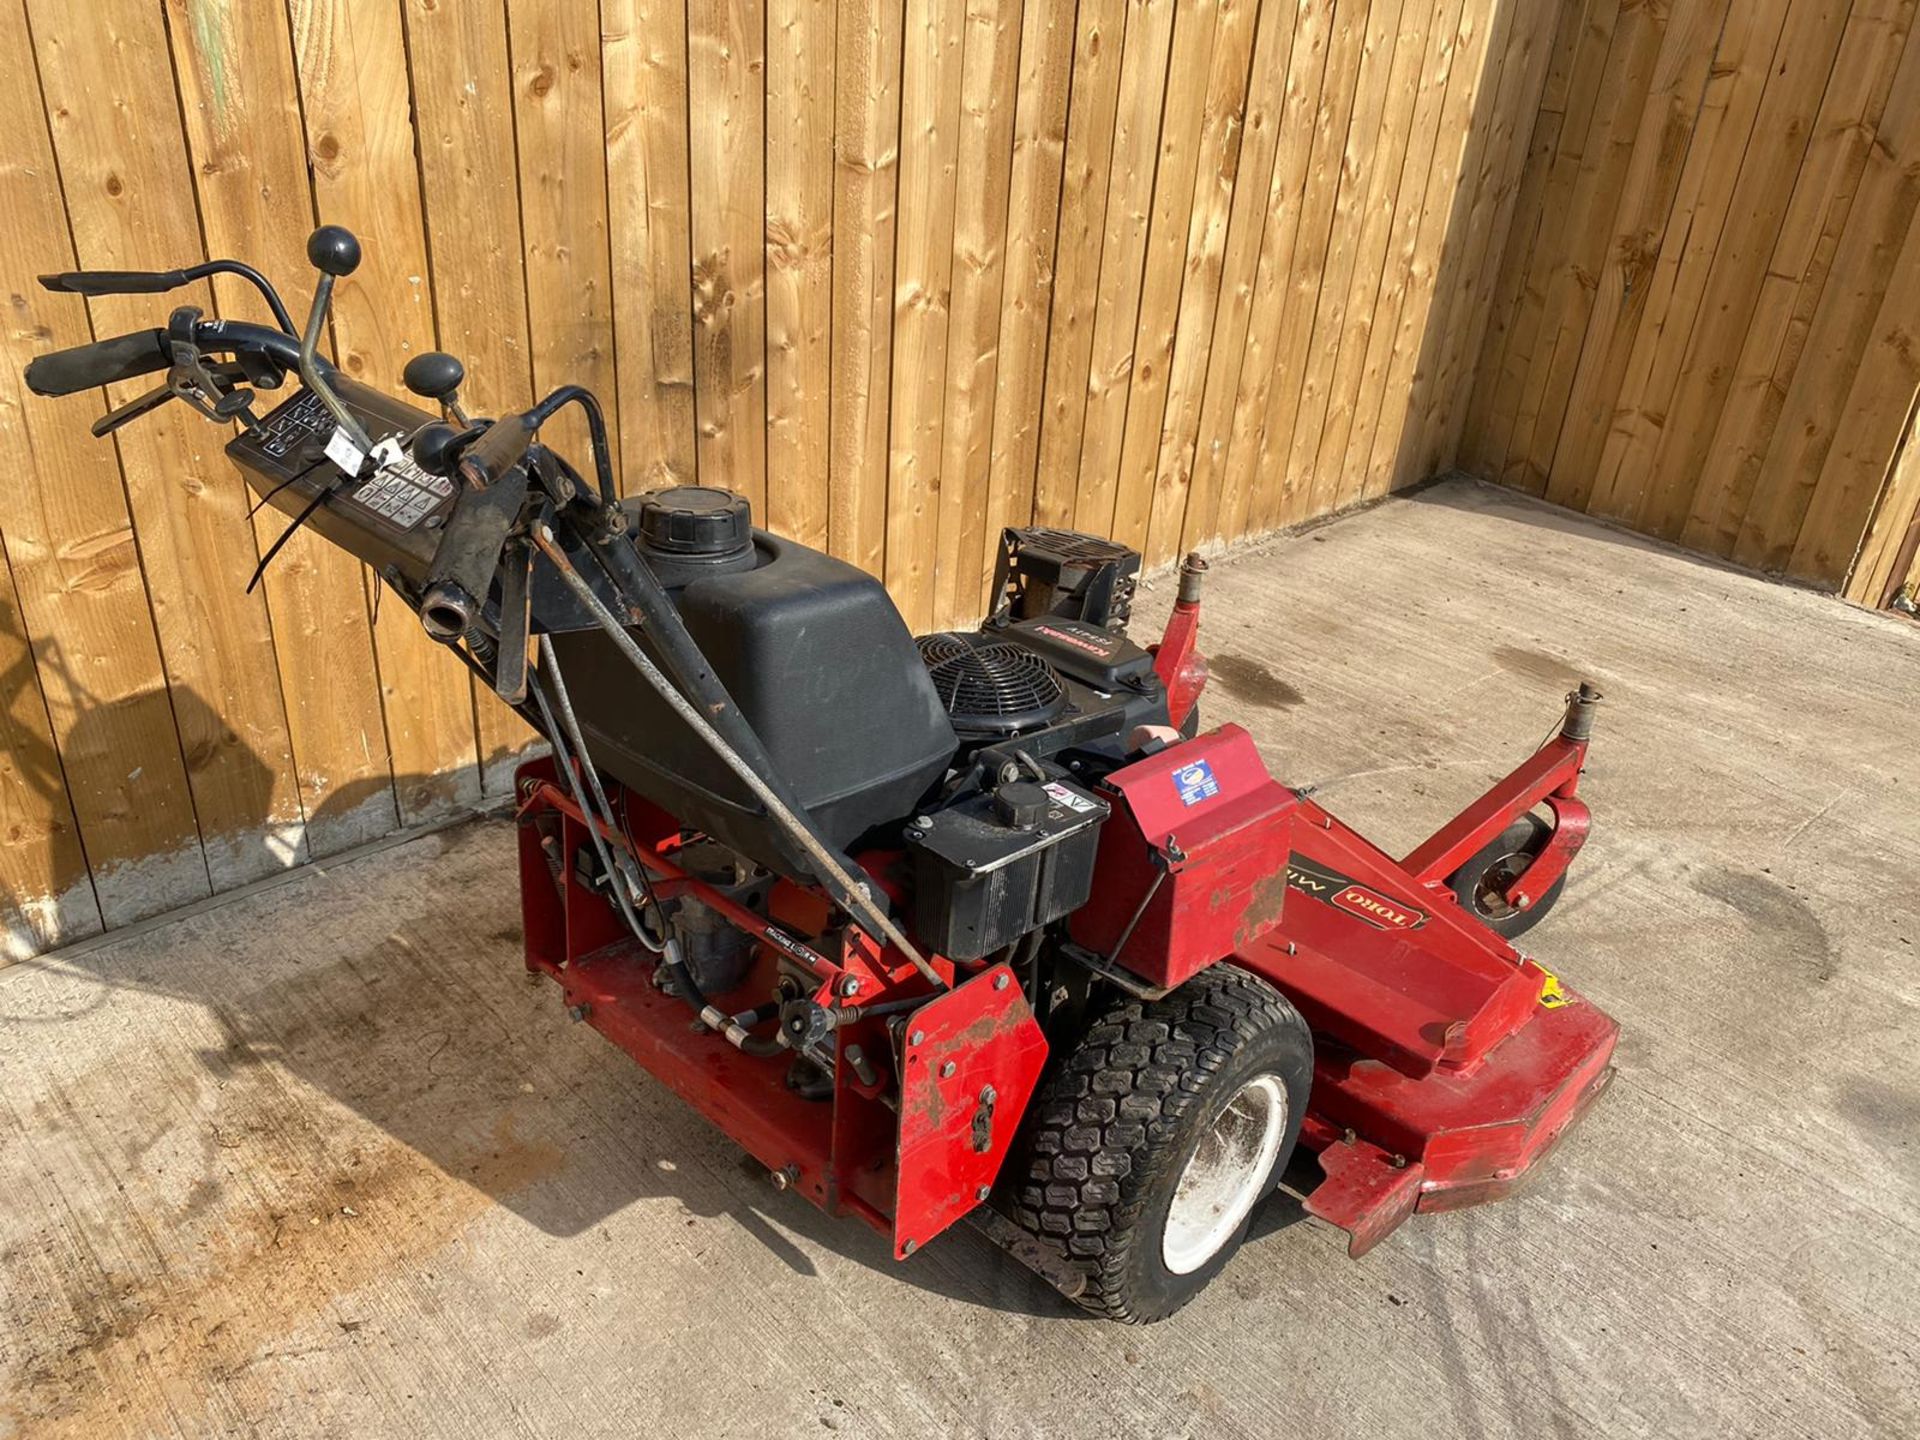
[1448,813,1565,939]
[1000,966,1312,1323]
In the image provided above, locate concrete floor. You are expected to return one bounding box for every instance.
[2,477,1916,1439]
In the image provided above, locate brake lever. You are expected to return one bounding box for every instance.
[91,381,175,438]
[88,356,262,439]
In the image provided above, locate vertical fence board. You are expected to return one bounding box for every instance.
[1142,0,1261,569]
[932,0,1023,626]
[1242,0,1370,533]
[767,0,835,548]
[1453,0,1583,485]
[508,0,624,495]
[1415,0,1563,481]
[1458,0,1920,601]
[1848,395,1920,604]
[1681,0,1918,557]
[606,0,699,493]
[1215,0,1338,537]
[979,0,1077,606]
[1335,0,1466,510]
[1031,0,1130,529]
[1531,0,1734,513]
[885,0,967,630]
[1072,0,1176,538]
[1721,13,1920,575]
[1178,0,1302,551]
[1108,0,1223,558]
[1788,206,1920,582]
[1470,0,1620,490]
[1362,0,1503,498]
[1594,0,1831,536]
[1293,0,1426,525]
[828,0,903,574]
[688,0,768,515]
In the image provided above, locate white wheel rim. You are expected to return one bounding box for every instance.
[1161,1073,1288,1275]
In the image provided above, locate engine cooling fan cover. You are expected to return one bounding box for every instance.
[918,632,1068,738]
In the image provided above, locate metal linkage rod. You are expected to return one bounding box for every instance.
[530,524,944,989]
[527,671,658,951]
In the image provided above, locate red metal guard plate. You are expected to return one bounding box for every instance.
[893,965,1047,1259]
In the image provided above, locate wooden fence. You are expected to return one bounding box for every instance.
[1459,0,1920,604]
[0,0,1620,960]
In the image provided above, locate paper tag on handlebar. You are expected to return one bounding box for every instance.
[324,425,368,474]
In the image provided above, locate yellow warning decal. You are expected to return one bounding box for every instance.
[1538,965,1576,1009]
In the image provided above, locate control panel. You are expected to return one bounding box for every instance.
[227,377,451,582]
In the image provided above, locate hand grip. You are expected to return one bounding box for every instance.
[455,411,536,490]
[23,329,171,397]
[39,269,189,297]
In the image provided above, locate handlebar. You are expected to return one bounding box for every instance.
[25,318,320,401]
[23,328,171,397]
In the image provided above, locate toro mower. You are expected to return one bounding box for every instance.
[24,227,1617,1322]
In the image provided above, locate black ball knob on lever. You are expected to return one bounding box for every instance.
[306,224,361,278]
[405,351,472,428]
[403,351,464,404]
[403,351,471,425]
[411,421,465,477]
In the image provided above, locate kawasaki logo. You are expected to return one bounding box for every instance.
[1031,623,1116,657]
[1285,854,1429,931]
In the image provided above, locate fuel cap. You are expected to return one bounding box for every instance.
[635,486,752,557]
[993,781,1050,829]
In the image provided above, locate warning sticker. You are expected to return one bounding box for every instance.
[1537,965,1576,1009]
[324,424,368,474]
[1173,759,1220,807]
[349,453,456,531]
[1043,781,1099,814]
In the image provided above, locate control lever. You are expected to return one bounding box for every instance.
[298,224,374,467]
[90,382,173,438]
[402,352,471,426]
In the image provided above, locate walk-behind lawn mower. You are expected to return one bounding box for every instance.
[25,227,1618,1322]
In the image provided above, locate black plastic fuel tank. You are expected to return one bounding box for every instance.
[546,488,958,879]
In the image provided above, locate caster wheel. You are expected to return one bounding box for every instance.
[1448,813,1565,939]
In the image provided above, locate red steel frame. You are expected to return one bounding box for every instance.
[512,584,1616,1267]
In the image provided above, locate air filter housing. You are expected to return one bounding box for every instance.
[918,632,1067,739]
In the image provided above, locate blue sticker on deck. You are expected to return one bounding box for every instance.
[1174,760,1220,806]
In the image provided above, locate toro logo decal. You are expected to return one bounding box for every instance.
[1285,854,1429,931]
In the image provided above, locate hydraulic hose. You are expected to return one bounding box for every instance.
[527,671,658,952]
[535,647,794,1056]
